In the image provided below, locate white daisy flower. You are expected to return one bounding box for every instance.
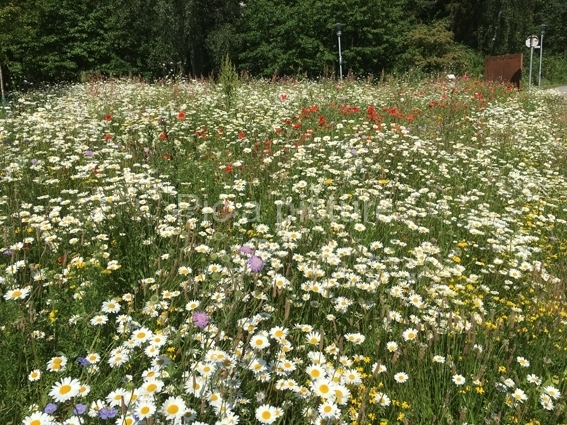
[511,388,527,403]
[28,369,41,381]
[374,392,391,406]
[255,404,280,424]
[162,396,187,420]
[250,333,270,350]
[48,377,81,402]
[394,372,409,383]
[134,399,156,419]
[318,400,340,419]
[544,385,561,400]
[452,374,466,386]
[4,286,31,300]
[22,411,53,425]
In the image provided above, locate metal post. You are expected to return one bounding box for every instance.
[528,37,534,90]
[334,23,344,80]
[0,63,4,102]
[538,25,545,87]
[338,34,343,80]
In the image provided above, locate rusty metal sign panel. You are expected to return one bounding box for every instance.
[484,54,523,89]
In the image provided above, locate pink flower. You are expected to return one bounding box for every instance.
[248,255,264,273]
[192,312,209,328]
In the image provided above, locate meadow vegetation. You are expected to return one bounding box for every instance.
[1,76,567,425]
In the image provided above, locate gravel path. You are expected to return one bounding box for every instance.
[552,86,567,95]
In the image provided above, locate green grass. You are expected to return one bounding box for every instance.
[1,76,567,425]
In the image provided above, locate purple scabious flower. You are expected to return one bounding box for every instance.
[73,403,87,415]
[238,245,254,256]
[85,150,94,157]
[44,403,57,414]
[248,255,264,273]
[2,249,12,257]
[31,158,38,165]
[192,311,209,328]
[99,407,118,420]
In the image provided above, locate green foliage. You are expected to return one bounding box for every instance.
[0,0,566,85]
[540,54,567,85]
[218,54,239,110]
[397,20,470,74]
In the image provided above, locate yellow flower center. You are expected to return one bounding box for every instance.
[167,405,179,414]
[60,384,72,394]
[262,411,272,420]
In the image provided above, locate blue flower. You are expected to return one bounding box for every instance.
[99,407,118,419]
[44,403,57,414]
[73,403,87,415]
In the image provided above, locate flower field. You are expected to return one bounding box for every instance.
[1,77,567,425]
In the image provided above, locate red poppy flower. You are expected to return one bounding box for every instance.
[104,114,112,121]
[162,153,171,160]
[159,133,167,140]
[224,165,233,173]
[280,94,287,101]
[177,112,186,120]
[103,134,112,140]
[238,131,246,139]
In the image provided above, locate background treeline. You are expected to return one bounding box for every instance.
[1,0,566,89]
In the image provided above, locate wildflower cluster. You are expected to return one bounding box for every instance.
[1,77,566,425]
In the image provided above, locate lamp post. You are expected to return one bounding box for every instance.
[538,24,546,87]
[334,23,344,80]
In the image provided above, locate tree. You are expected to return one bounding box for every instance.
[238,0,413,78]
[398,20,470,74]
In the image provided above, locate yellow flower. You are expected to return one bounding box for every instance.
[452,256,461,263]
[49,310,58,323]
[498,365,506,373]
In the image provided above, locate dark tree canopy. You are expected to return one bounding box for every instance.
[0,0,566,88]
